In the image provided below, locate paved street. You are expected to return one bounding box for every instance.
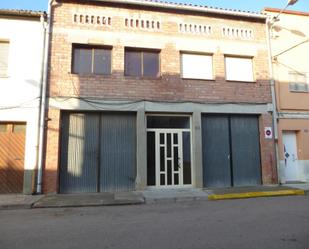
[0,196,309,249]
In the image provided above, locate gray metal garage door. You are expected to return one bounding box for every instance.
[202,115,261,188]
[60,112,136,193]
[202,116,231,187]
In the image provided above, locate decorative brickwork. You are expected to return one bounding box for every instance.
[73,13,112,26]
[222,27,254,40]
[124,18,160,30]
[179,23,212,35]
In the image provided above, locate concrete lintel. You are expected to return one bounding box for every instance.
[49,98,270,114]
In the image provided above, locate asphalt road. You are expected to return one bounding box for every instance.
[0,196,309,249]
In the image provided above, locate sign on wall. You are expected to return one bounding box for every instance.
[264,127,273,139]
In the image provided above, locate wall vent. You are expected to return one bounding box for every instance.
[73,14,112,27]
[222,27,253,40]
[124,18,161,31]
[179,23,212,35]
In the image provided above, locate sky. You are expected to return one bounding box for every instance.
[0,0,308,12]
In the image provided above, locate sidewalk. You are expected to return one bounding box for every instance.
[33,192,145,208]
[0,194,43,210]
[0,184,308,210]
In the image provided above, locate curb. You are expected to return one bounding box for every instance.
[0,204,33,210]
[208,189,305,200]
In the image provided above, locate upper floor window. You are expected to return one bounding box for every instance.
[225,56,254,82]
[181,53,213,80]
[125,49,160,77]
[72,44,111,75]
[0,41,9,77]
[289,71,308,92]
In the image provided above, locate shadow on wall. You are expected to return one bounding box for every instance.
[0,167,24,194]
[273,25,307,38]
[49,70,272,104]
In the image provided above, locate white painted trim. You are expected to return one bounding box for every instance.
[147,128,191,132]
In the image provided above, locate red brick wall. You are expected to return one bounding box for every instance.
[259,114,277,184]
[49,2,271,103]
[43,1,276,193]
[43,108,60,193]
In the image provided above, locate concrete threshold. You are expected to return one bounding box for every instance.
[143,188,209,204]
[207,186,305,200]
[32,192,145,208]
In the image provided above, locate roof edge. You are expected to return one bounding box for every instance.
[0,9,44,19]
[263,7,309,17]
[58,0,267,20]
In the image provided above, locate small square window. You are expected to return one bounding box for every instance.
[289,71,307,84]
[289,71,308,92]
[181,53,213,80]
[72,44,111,75]
[225,56,254,82]
[0,41,9,77]
[125,49,160,77]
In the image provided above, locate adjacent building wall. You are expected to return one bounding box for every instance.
[265,9,309,183]
[0,14,45,193]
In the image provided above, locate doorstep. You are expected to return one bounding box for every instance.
[207,185,305,200]
[32,192,145,208]
[143,188,210,204]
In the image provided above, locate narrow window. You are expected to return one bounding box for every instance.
[125,49,160,77]
[0,41,9,77]
[72,45,111,75]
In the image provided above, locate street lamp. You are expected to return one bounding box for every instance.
[288,0,298,5]
[273,0,299,22]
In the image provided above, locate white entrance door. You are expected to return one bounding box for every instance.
[155,130,183,187]
[282,131,299,182]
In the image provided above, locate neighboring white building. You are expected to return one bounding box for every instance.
[0,9,45,194]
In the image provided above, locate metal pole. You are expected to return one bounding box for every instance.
[36,0,53,194]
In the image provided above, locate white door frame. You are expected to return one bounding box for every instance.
[146,114,193,188]
[282,131,299,182]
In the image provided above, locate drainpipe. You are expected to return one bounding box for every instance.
[36,0,53,194]
[266,17,280,184]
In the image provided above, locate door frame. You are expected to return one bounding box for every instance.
[282,131,299,182]
[146,114,193,188]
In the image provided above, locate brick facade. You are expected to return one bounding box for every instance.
[44,0,276,193]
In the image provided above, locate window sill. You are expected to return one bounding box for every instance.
[70,72,112,77]
[182,77,215,81]
[226,80,256,83]
[289,90,309,93]
[124,75,162,80]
